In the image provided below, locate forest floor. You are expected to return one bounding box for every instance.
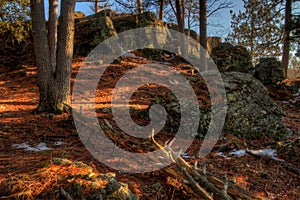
[0,56,300,199]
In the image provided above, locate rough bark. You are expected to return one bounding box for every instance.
[54,0,75,111]
[175,0,187,58]
[94,0,98,13]
[31,0,75,113]
[158,0,165,20]
[250,2,255,64]
[30,0,53,112]
[137,0,143,14]
[48,0,58,72]
[199,0,207,69]
[282,0,292,78]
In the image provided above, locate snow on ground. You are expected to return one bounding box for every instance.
[181,152,195,159]
[54,141,67,146]
[13,141,66,151]
[217,148,284,162]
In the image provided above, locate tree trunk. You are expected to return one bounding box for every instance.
[175,0,187,58]
[31,0,53,112]
[199,0,207,69]
[137,0,143,14]
[250,1,255,64]
[52,0,75,112]
[94,0,98,13]
[48,0,58,72]
[31,0,75,113]
[282,0,292,78]
[158,0,164,20]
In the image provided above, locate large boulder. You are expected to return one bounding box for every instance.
[74,16,117,56]
[220,72,290,140]
[74,11,171,56]
[74,11,86,19]
[154,71,290,140]
[112,11,165,33]
[207,37,222,54]
[211,43,254,74]
[254,57,285,85]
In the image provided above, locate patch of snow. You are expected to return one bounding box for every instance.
[217,152,229,159]
[248,148,285,162]
[36,142,53,151]
[54,141,67,146]
[12,142,53,151]
[217,148,285,162]
[248,148,276,157]
[181,152,195,159]
[12,143,39,151]
[228,149,247,157]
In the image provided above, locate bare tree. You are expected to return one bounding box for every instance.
[76,0,110,13]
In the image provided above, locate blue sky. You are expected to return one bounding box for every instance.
[45,0,244,39]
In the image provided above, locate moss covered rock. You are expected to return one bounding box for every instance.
[254,57,285,85]
[211,43,254,74]
[221,72,290,140]
[74,16,117,56]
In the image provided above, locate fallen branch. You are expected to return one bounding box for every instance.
[151,129,261,200]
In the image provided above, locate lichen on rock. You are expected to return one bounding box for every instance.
[211,43,254,74]
[254,57,285,85]
[221,72,291,140]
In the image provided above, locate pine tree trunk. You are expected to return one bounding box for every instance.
[158,0,164,20]
[52,0,75,112]
[282,0,292,78]
[94,0,98,13]
[31,0,75,113]
[137,0,143,14]
[31,0,53,112]
[199,0,207,69]
[48,0,58,72]
[175,0,187,58]
[250,2,255,64]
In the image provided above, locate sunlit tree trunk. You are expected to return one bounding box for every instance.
[94,0,98,13]
[282,0,292,78]
[137,0,143,14]
[31,0,75,113]
[48,0,58,72]
[158,0,164,20]
[175,0,187,58]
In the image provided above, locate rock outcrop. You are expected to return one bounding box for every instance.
[166,71,291,140]
[52,158,138,200]
[211,43,254,74]
[220,72,290,140]
[74,11,86,19]
[254,57,285,85]
[207,37,222,54]
[74,16,118,56]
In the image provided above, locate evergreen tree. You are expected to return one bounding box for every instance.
[227,0,284,64]
[0,0,31,45]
